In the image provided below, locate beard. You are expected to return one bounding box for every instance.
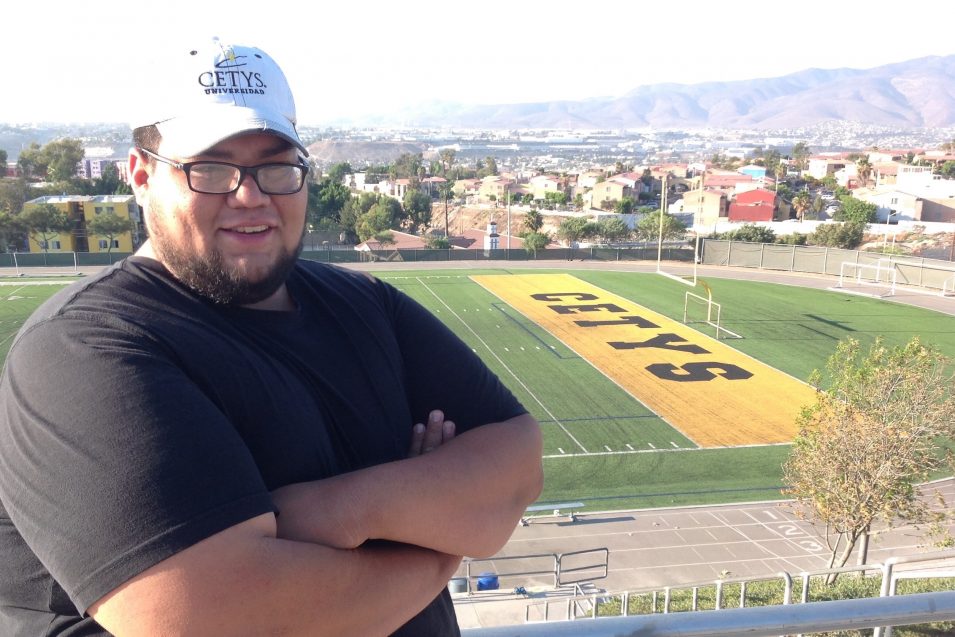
[148,218,304,306]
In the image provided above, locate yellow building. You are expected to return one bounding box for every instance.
[23,195,142,253]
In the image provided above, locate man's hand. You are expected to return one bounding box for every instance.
[408,409,455,457]
[272,410,455,547]
[272,412,542,559]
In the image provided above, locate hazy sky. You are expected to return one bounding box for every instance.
[4,0,953,125]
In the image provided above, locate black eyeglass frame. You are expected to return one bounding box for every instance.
[138,148,310,195]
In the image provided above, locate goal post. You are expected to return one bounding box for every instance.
[835,261,897,297]
[683,284,742,339]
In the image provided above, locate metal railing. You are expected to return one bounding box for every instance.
[520,549,955,630]
[464,591,955,637]
[460,548,609,596]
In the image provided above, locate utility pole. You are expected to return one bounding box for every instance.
[444,187,450,238]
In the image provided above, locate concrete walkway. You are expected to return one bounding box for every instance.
[452,479,955,629]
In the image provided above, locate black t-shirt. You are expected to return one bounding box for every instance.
[0,258,525,636]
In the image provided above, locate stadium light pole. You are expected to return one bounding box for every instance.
[657,173,667,267]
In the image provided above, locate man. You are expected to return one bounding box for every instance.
[0,38,542,636]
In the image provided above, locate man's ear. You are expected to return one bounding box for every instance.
[128,147,151,202]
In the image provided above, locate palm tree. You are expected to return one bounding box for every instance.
[856,156,873,188]
[792,192,811,222]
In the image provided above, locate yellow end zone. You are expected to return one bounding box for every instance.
[472,273,817,447]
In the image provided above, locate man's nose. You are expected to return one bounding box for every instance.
[229,172,269,206]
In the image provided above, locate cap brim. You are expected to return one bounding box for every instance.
[155,106,308,158]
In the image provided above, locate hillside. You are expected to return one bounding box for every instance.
[352,55,955,130]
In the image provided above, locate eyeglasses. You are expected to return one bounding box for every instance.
[139,148,309,195]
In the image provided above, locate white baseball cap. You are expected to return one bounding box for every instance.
[133,37,308,158]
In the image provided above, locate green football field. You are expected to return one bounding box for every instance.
[2,268,953,511]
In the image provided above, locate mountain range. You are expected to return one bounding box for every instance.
[351,55,955,130]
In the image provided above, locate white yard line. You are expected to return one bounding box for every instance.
[416,277,589,454]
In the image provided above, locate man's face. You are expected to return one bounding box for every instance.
[140,133,307,306]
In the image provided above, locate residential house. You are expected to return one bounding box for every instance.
[728,188,776,222]
[393,178,412,200]
[872,162,899,187]
[916,198,955,223]
[737,164,766,181]
[529,174,568,202]
[854,166,955,222]
[833,163,859,189]
[76,157,128,182]
[453,178,481,201]
[807,155,849,180]
[867,149,920,164]
[575,169,605,190]
[477,176,517,203]
[915,150,955,168]
[703,171,754,192]
[658,164,688,179]
[421,176,448,198]
[681,188,729,227]
[590,179,633,210]
[23,195,141,253]
[354,230,428,252]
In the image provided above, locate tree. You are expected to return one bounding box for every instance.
[402,189,433,233]
[523,209,543,233]
[721,224,776,243]
[324,162,352,185]
[776,183,794,201]
[614,196,636,214]
[0,178,31,215]
[437,181,455,237]
[424,235,450,249]
[0,149,7,177]
[22,203,73,252]
[792,192,811,221]
[41,138,85,183]
[477,156,498,178]
[393,153,423,180]
[763,150,783,178]
[91,162,124,195]
[16,143,45,179]
[855,156,873,187]
[0,211,27,252]
[634,211,687,242]
[939,161,955,178]
[808,222,866,250]
[340,193,374,242]
[791,142,811,172]
[356,202,395,242]
[595,216,631,243]
[438,149,456,176]
[783,337,955,583]
[522,231,550,256]
[371,230,395,249]
[307,178,352,228]
[556,217,595,246]
[834,197,877,224]
[87,212,133,254]
[543,191,566,210]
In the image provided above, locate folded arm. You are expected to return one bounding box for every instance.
[89,513,461,637]
[272,412,543,558]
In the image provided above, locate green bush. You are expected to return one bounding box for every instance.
[809,221,866,249]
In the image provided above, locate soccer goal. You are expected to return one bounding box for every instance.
[834,261,897,298]
[683,283,742,339]
[943,273,955,297]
